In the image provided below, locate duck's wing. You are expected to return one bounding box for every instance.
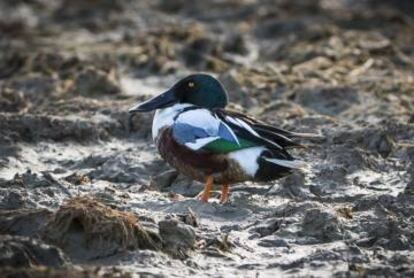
[214,109,323,148]
[171,107,291,159]
[171,107,247,152]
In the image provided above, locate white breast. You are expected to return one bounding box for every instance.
[152,103,192,141]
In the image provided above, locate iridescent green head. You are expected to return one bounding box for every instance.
[129,74,228,112]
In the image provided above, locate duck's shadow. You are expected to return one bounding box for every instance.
[172,198,253,221]
[136,184,286,224]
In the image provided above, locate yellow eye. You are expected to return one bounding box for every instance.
[188,82,195,88]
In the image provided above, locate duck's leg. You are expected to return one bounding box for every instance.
[220,184,230,203]
[200,175,214,203]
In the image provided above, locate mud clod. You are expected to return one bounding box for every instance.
[0,88,28,112]
[64,172,91,186]
[159,218,196,258]
[44,197,161,261]
[176,208,199,228]
[300,208,343,242]
[202,234,234,254]
[0,266,132,278]
[295,87,359,116]
[70,67,120,97]
[150,169,179,191]
[0,190,27,209]
[404,165,414,195]
[0,171,59,189]
[0,235,68,268]
[0,209,52,237]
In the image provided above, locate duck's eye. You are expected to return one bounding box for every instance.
[188,81,195,88]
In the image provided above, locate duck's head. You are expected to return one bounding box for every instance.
[129,74,228,113]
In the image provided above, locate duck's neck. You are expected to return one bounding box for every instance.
[152,103,192,141]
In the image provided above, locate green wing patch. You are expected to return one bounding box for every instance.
[202,138,256,153]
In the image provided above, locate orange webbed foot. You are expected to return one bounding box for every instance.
[197,175,214,203]
[219,184,230,204]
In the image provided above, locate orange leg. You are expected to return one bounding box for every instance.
[199,175,214,203]
[220,184,230,203]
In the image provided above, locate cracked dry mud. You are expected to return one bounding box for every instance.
[0,0,413,277]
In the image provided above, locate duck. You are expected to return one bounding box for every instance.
[129,73,318,203]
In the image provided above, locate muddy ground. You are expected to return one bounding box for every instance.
[0,0,413,277]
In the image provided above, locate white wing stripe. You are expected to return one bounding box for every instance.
[225,116,239,126]
[185,136,220,150]
[235,118,260,136]
[225,116,259,136]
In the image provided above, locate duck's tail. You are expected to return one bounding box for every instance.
[254,154,310,181]
[263,157,310,171]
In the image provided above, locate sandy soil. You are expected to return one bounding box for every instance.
[0,0,414,277]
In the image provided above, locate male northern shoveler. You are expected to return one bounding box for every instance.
[129,73,318,203]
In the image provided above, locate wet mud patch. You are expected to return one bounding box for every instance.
[0,208,51,237]
[0,266,132,278]
[0,114,122,143]
[0,235,68,268]
[293,86,360,116]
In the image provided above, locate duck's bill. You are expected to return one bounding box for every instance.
[129,89,178,113]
